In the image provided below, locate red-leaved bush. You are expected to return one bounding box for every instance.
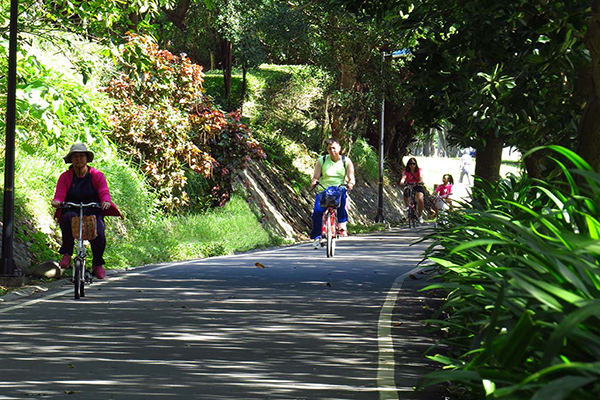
[102,33,264,211]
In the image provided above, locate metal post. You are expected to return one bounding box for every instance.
[375,52,386,223]
[374,49,410,223]
[2,0,20,277]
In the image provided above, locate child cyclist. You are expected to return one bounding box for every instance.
[309,138,356,249]
[433,174,454,215]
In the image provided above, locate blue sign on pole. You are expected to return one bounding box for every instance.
[391,49,410,58]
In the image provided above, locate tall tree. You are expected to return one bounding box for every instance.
[334,0,598,180]
[578,0,600,170]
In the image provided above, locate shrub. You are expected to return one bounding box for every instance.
[422,146,600,399]
[349,137,378,182]
[102,33,264,211]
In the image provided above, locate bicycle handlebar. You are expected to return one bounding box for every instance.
[60,202,101,209]
[315,182,347,191]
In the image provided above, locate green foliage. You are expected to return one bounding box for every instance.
[102,33,264,211]
[0,38,111,151]
[106,194,276,268]
[249,64,331,150]
[348,137,378,182]
[99,157,159,226]
[203,71,245,110]
[423,146,600,399]
[402,0,589,154]
[21,0,174,38]
[255,131,312,194]
[10,152,64,265]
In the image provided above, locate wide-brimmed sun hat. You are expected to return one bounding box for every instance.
[64,143,94,163]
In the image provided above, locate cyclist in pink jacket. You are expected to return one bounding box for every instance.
[51,143,121,279]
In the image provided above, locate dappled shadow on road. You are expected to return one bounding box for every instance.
[0,229,433,399]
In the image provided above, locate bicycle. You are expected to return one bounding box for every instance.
[61,202,101,299]
[316,183,345,258]
[404,184,419,229]
[433,195,451,229]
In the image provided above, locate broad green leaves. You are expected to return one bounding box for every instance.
[423,146,600,399]
[0,38,110,150]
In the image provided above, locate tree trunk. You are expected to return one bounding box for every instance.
[128,13,140,30]
[474,133,503,186]
[222,39,233,109]
[437,127,448,157]
[162,0,191,31]
[241,63,247,113]
[379,101,416,176]
[578,0,600,171]
[422,136,432,156]
[523,151,543,179]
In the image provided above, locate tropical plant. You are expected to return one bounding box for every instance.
[422,146,600,399]
[102,33,264,211]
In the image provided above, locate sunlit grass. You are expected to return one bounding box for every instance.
[106,194,280,269]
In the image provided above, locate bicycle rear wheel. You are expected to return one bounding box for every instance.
[326,212,335,257]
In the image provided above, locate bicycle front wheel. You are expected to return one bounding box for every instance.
[73,259,85,299]
[409,205,417,229]
[326,212,335,257]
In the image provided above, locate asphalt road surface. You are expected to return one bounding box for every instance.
[0,227,439,400]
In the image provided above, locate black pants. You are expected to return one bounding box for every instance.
[59,211,106,267]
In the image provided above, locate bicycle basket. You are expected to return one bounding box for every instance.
[71,215,98,241]
[319,186,342,208]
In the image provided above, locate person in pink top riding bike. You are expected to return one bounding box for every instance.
[51,143,121,279]
[399,157,425,223]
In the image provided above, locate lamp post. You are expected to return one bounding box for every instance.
[375,49,409,223]
[2,0,20,277]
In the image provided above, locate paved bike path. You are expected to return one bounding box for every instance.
[0,227,443,399]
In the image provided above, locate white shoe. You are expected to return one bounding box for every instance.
[418,216,424,224]
[312,239,320,249]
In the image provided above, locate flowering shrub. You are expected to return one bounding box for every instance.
[102,33,264,210]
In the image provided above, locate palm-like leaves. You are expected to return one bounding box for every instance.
[422,146,600,399]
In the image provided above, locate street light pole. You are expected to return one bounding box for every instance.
[2,0,20,277]
[375,49,410,224]
[375,51,386,223]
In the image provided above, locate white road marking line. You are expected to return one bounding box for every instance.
[377,266,422,400]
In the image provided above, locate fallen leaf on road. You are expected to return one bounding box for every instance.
[255,262,266,268]
[394,322,403,326]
